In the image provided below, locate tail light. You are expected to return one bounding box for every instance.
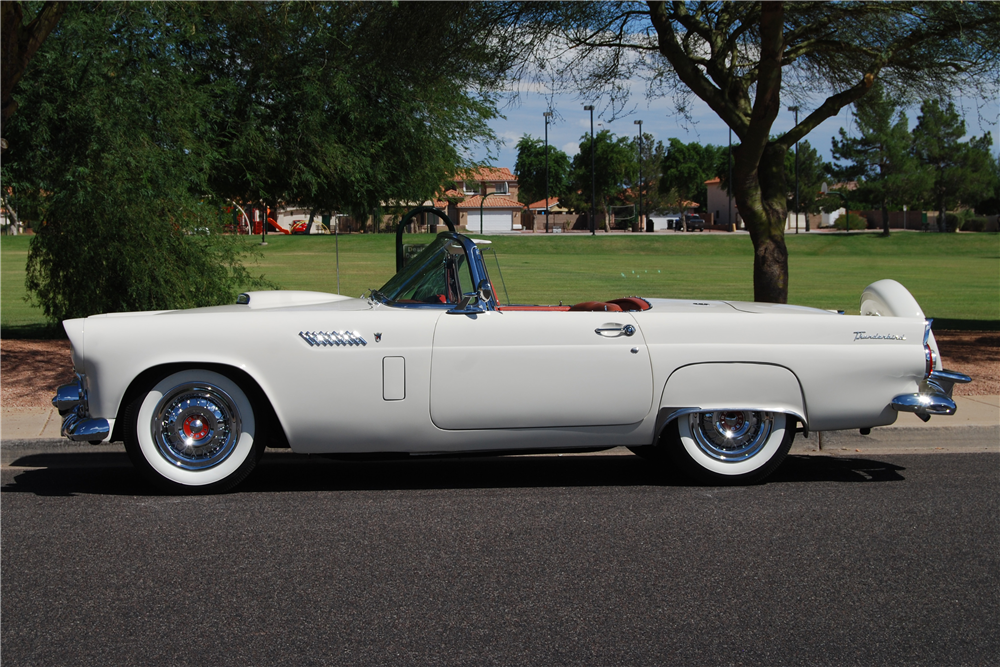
[923,320,935,378]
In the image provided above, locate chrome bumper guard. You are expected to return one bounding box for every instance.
[52,376,110,443]
[891,369,972,422]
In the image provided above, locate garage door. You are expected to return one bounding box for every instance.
[466,211,512,233]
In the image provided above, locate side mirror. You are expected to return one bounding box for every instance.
[477,280,494,304]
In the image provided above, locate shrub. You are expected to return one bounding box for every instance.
[835,213,867,230]
[962,217,988,232]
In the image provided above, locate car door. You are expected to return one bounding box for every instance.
[430,310,653,430]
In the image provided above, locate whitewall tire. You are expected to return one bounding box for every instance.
[124,369,266,493]
[666,410,794,484]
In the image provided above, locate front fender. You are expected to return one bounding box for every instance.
[658,362,807,427]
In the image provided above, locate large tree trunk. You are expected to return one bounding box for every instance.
[734,143,790,303]
[881,197,891,237]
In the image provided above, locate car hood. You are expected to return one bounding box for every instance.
[81,291,369,320]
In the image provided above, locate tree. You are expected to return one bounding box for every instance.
[527,2,1000,301]
[627,133,667,215]
[4,2,519,321]
[912,100,995,232]
[0,0,66,151]
[185,2,511,216]
[4,3,272,322]
[660,138,724,211]
[829,86,920,235]
[782,140,830,217]
[514,135,572,205]
[565,129,636,231]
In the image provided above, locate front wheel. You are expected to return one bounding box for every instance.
[123,369,266,493]
[665,410,794,485]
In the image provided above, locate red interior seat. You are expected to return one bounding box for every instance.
[607,297,651,312]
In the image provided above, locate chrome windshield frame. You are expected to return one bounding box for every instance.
[377,232,497,311]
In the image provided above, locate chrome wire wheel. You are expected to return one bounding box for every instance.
[688,411,773,463]
[152,382,242,471]
[670,410,793,484]
[125,369,264,493]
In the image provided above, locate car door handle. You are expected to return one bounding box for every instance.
[595,323,636,337]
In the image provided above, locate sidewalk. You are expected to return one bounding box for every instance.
[3,397,997,455]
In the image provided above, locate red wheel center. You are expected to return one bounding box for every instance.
[719,412,746,431]
[182,414,210,440]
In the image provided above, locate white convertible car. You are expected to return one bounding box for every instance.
[53,211,970,492]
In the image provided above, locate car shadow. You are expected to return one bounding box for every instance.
[1,450,905,497]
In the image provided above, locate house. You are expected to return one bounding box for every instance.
[526,197,567,215]
[705,178,742,229]
[445,167,524,233]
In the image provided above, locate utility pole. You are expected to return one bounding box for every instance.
[788,105,800,234]
[634,119,643,233]
[584,105,595,235]
[544,111,552,233]
[728,127,733,230]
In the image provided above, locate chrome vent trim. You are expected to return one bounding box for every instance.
[299,330,368,347]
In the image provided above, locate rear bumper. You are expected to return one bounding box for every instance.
[892,369,972,421]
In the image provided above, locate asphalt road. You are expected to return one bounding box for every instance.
[2,449,998,666]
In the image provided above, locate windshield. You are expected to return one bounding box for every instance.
[378,235,476,305]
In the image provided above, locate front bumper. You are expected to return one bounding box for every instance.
[891,369,972,422]
[52,376,110,443]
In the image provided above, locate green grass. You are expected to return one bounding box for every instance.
[4,231,998,337]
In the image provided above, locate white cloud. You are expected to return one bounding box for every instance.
[562,141,580,156]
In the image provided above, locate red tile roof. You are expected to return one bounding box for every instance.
[456,194,524,209]
[527,197,561,209]
[455,167,517,183]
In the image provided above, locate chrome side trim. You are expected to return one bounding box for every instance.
[299,331,368,347]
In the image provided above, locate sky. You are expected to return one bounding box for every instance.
[468,87,1000,175]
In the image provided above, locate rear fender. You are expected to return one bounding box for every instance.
[657,362,807,435]
[861,279,941,369]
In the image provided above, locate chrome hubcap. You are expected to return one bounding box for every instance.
[152,383,242,470]
[688,411,773,462]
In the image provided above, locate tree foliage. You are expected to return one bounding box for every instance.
[830,85,920,235]
[514,135,572,205]
[627,132,667,214]
[4,1,519,321]
[522,1,1000,301]
[0,0,66,149]
[660,138,724,211]
[4,3,272,322]
[564,129,636,230]
[911,99,995,232]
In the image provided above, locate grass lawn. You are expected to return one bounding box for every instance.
[3,230,998,337]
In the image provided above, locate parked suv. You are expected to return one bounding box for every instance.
[685,215,705,232]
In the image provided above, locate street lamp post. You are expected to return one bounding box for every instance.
[728,127,733,230]
[634,119,643,233]
[788,105,800,234]
[584,105,595,235]
[544,111,553,233]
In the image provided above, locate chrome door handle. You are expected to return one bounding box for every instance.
[595,323,636,337]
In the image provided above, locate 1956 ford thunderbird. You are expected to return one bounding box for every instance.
[52,211,970,492]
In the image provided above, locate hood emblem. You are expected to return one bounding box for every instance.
[374,332,382,342]
[299,331,367,347]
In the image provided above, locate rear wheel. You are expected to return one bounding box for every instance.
[123,369,266,493]
[664,410,794,485]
